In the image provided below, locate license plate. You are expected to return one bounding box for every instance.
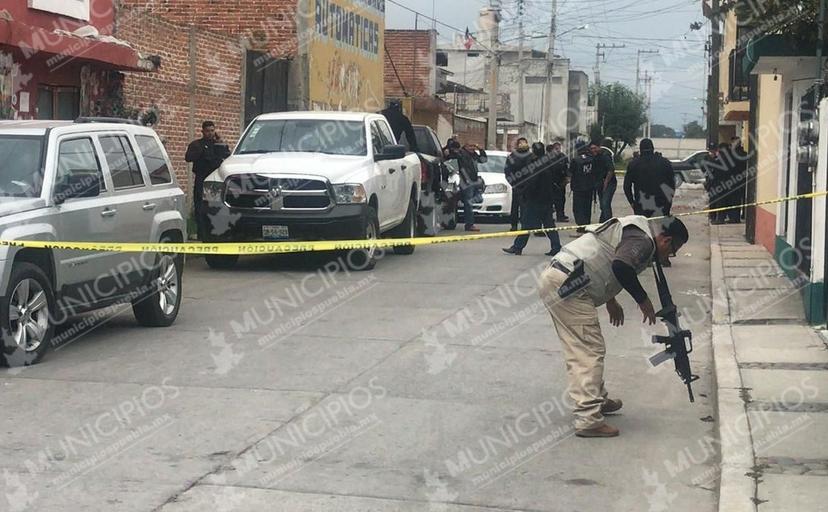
[262,225,289,240]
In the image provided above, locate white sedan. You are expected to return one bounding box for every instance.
[449,150,513,222]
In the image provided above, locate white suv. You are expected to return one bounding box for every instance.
[0,118,187,366]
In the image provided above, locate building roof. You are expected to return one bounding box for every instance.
[0,19,155,72]
[438,81,483,94]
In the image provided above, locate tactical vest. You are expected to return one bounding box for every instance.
[553,216,655,306]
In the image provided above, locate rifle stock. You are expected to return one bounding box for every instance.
[651,259,699,402]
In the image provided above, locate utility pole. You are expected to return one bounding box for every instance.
[593,43,625,134]
[540,0,557,143]
[705,0,721,143]
[516,0,525,127]
[816,0,825,104]
[485,3,502,149]
[636,49,659,95]
[642,71,653,138]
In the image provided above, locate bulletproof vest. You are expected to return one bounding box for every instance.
[553,216,655,306]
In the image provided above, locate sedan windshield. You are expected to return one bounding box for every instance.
[0,135,44,198]
[237,119,367,156]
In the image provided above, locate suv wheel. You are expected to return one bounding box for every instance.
[392,199,417,255]
[346,206,379,271]
[205,254,239,270]
[1,263,55,367]
[132,247,183,327]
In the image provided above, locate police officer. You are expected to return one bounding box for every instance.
[538,216,690,437]
[569,141,596,232]
[503,142,562,256]
[547,142,570,222]
[623,138,676,217]
[505,137,533,230]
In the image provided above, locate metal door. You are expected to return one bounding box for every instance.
[244,51,289,128]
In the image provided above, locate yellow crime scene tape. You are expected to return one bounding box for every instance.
[0,191,826,255]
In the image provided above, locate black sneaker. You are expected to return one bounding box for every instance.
[545,249,560,257]
[502,247,523,256]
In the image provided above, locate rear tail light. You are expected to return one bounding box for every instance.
[419,156,429,185]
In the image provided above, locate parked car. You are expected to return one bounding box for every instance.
[0,118,187,366]
[201,112,421,270]
[409,125,456,235]
[448,150,513,222]
[670,150,708,186]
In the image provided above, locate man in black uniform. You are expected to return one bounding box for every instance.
[381,100,419,153]
[507,138,532,230]
[502,143,562,256]
[725,137,748,223]
[185,120,231,239]
[569,142,596,232]
[547,142,570,222]
[623,138,676,217]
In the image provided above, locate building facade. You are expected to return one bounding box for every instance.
[0,0,156,121]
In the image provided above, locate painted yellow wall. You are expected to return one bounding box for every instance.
[755,74,783,213]
[307,0,385,111]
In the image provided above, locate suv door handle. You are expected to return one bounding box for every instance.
[389,168,397,174]
[401,165,407,171]
[101,208,117,218]
[142,203,157,211]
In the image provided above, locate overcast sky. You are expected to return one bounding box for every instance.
[386,0,707,132]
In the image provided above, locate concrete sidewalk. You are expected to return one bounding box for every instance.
[711,224,828,512]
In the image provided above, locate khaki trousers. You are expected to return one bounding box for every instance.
[538,265,609,429]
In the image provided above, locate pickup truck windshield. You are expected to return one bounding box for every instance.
[237,119,367,156]
[0,135,44,198]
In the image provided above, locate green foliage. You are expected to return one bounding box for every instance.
[682,120,707,138]
[729,1,823,45]
[650,124,677,138]
[595,83,647,156]
[589,123,603,143]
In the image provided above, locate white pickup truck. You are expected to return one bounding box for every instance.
[200,111,421,270]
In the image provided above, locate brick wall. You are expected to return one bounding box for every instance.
[118,0,299,57]
[115,7,242,194]
[384,30,435,99]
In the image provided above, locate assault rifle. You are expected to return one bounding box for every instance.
[649,259,699,402]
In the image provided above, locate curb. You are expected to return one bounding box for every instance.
[710,228,758,512]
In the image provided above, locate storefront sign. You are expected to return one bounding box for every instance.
[307,0,385,111]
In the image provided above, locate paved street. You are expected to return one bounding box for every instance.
[1,185,719,511]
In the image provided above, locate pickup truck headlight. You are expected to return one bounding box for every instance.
[333,184,367,204]
[485,183,508,194]
[203,181,224,202]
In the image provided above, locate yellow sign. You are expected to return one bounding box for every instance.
[308,0,385,111]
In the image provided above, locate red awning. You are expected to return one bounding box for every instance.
[0,19,153,72]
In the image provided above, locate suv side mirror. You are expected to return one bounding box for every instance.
[54,172,102,204]
[375,144,407,162]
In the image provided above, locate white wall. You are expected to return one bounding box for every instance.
[620,138,707,160]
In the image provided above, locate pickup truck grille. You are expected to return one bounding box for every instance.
[224,175,332,211]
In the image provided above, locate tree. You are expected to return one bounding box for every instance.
[594,83,647,156]
[683,121,707,138]
[650,124,677,138]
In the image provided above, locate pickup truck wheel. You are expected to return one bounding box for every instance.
[1,263,55,367]
[674,172,685,188]
[132,246,183,327]
[392,199,417,255]
[346,206,379,271]
[205,254,239,270]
